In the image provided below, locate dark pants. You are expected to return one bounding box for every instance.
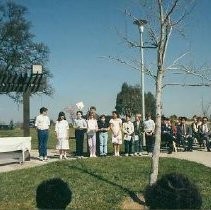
[75,130,85,156]
[145,134,155,153]
[37,129,48,157]
[202,134,211,151]
[161,133,174,153]
[124,140,133,154]
[133,135,143,153]
[181,136,193,151]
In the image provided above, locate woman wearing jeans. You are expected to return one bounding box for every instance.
[98,115,110,156]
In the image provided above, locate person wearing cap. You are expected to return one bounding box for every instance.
[35,107,50,161]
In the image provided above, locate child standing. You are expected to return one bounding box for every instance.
[123,114,134,156]
[87,111,98,157]
[109,111,122,156]
[55,112,69,159]
[35,107,50,161]
[98,115,110,156]
[73,111,87,157]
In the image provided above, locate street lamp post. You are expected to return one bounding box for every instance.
[133,19,147,146]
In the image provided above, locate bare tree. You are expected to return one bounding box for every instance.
[201,97,211,117]
[106,0,211,185]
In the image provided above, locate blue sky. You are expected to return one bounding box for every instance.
[1,0,211,123]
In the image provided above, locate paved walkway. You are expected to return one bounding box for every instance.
[0,149,210,173]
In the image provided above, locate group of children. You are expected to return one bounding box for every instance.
[35,106,154,160]
[72,108,153,158]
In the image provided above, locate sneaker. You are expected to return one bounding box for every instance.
[139,153,143,156]
[44,156,48,161]
[134,152,138,156]
[38,156,43,161]
[129,154,134,156]
[125,153,129,156]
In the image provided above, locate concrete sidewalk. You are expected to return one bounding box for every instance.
[159,150,211,168]
[0,149,210,173]
[0,150,69,173]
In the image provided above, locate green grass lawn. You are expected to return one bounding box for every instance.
[0,157,211,209]
[0,128,211,209]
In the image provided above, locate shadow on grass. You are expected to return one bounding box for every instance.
[69,160,146,206]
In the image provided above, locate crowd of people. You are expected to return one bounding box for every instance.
[34,106,205,209]
[161,115,211,154]
[34,106,211,160]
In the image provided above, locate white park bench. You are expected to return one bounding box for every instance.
[0,137,31,164]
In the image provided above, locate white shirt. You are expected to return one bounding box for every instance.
[144,119,155,133]
[55,120,69,139]
[73,118,87,129]
[87,119,98,135]
[35,114,50,130]
[109,118,122,134]
[122,121,134,135]
[202,124,209,133]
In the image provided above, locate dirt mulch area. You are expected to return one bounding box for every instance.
[121,194,148,210]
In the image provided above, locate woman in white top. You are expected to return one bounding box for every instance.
[109,111,122,156]
[55,112,69,159]
[123,114,134,156]
[87,111,98,157]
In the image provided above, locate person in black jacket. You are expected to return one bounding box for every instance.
[97,114,110,156]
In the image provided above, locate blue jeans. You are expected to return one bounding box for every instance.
[133,135,143,153]
[99,132,108,155]
[38,129,48,157]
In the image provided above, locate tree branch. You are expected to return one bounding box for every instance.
[163,82,211,88]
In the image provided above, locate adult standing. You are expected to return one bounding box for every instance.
[35,107,50,161]
[73,111,87,157]
[143,113,155,154]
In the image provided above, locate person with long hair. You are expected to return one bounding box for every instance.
[55,112,69,159]
[109,111,122,156]
[87,111,98,157]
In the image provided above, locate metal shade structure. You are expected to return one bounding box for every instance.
[0,71,46,93]
[0,66,46,136]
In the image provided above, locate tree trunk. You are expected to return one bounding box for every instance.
[150,67,163,185]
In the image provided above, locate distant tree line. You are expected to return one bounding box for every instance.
[115,82,156,118]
